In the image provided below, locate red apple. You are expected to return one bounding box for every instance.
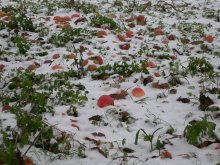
[83,59,89,66]
[119,43,130,50]
[71,13,80,18]
[52,64,63,70]
[136,15,146,25]
[132,87,145,98]
[125,30,133,38]
[154,27,164,36]
[117,34,126,42]
[53,53,60,59]
[87,64,97,71]
[28,64,37,71]
[143,61,157,68]
[203,35,214,43]
[96,30,107,38]
[94,56,103,65]
[0,64,5,71]
[97,95,114,108]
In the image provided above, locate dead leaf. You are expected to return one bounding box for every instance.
[119,44,130,50]
[91,132,106,137]
[85,137,101,146]
[91,147,107,158]
[152,82,170,89]
[177,97,190,103]
[197,141,214,148]
[89,115,103,122]
[74,17,87,24]
[71,123,80,130]
[169,89,177,94]
[160,150,172,159]
[109,90,128,100]
[143,76,154,86]
[122,147,134,153]
[199,92,214,111]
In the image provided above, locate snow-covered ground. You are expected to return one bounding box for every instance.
[0,0,220,164]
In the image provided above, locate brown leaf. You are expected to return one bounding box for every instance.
[75,17,87,24]
[122,147,134,153]
[119,44,130,50]
[177,97,190,103]
[199,92,214,111]
[169,89,177,94]
[91,147,107,158]
[152,82,170,89]
[214,113,220,119]
[85,137,101,146]
[143,76,154,86]
[160,150,172,159]
[71,123,80,130]
[109,90,128,100]
[91,132,106,137]
[89,115,103,121]
[2,105,11,111]
[159,83,170,89]
[197,141,214,148]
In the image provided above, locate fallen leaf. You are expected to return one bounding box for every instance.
[169,89,177,94]
[197,140,214,148]
[85,137,101,145]
[160,150,172,159]
[52,64,63,70]
[109,90,128,100]
[199,92,214,110]
[136,15,146,25]
[177,97,190,103]
[91,132,106,137]
[122,147,134,153]
[89,115,103,122]
[119,44,130,50]
[71,123,80,130]
[91,147,107,158]
[143,76,154,86]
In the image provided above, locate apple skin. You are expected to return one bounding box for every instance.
[97,95,114,108]
[132,87,145,98]
[94,56,103,65]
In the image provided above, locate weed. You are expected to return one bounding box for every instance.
[135,128,164,152]
[91,61,149,80]
[90,15,119,30]
[184,115,217,146]
[11,36,30,54]
[7,13,35,32]
[188,57,214,80]
[50,28,95,47]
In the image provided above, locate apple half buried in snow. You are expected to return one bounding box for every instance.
[131,87,145,98]
[97,95,114,108]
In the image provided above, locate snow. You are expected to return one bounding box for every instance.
[0,0,220,165]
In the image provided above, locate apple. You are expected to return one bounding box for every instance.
[96,30,107,38]
[97,95,114,108]
[125,30,133,38]
[117,34,126,42]
[94,56,103,65]
[52,64,63,70]
[132,87,145,98]
[53,53,60,59]
[136,15,146,25]
[87,64,97,71]
[154,27,164,36]
[143,61,157,68]
[0,64,5,71]
[28,64,37,71]
[203,35,214,43]
[83,59,89,66]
